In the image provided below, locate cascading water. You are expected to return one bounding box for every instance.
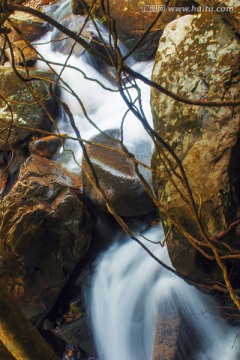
[36,1,154,178]
[87,225,240,360]
[35,5,240,359]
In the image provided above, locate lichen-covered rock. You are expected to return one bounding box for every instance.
[195,0,240,34]
[151,14,240,280]
[82,130,156,217]
[73,0,195,61]
[0,155,94,322]
[0,67,57,150]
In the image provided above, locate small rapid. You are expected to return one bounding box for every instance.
[86,225,240,360]
[34,5,240,359]
[35,6,154,177]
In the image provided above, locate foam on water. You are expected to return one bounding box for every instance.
[35,6,240,358]
[86,225,240,360]
[36,25,153,177]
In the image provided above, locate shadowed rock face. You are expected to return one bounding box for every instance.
[151,13,240,281]
[46,314,97,357]
[82,130,156,217]
[0,155,95,323]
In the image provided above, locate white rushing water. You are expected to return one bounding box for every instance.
[87,225,240,360]
[36,5,154,178]
[35,5,240,359]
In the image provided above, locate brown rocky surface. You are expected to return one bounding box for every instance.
[0,155,94,323]
[7,11,50,43]
[45,314,97,357]
[5,40,38,66]
[152,309,181,360]
[82,130,156,217]
[195,0,240,35]
[28,135,63,159]
[72,0,196,61]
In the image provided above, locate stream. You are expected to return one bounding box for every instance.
[86,225,240,360]
[36,2,240,358]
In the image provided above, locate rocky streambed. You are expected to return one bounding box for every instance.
[0,0,240,359]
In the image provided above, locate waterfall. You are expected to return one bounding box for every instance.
[35,8,240,359]
[36,19,153,178]
[86,225,240,360]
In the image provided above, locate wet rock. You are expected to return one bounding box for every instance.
[0,155,95,322]
[5,40,38,66]
[82,130,156,217]
[0,66,57,150]
[152,298,202,360]
[46,315,97,357]
[153,309,181,360]
[8,11,50,42]
[151,13,240,280]
[51,2,90,57]
[82,34,117,84]
[28,135,64,159]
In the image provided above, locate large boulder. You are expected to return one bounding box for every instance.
[0,11,50,66]
[0,67,57,150]
[82,130,156,217]
[73,0,195,61]
[0,155,94,323]
[151,14,240,280]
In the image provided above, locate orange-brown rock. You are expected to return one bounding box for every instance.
[195,0,240,35]
[28,135,63,159]
[7,12,50,43]
[5,40,38,67]
[0,155,94,323]
[73,0,195,60]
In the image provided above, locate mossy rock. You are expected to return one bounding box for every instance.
[0,67,58,150]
